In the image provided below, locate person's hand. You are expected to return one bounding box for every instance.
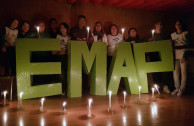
[181,58,186,63]
[130,41,136,44]
[5,42,10,47]
[52,51,58,55]
[97,40,102,42]
[76,38,83,41]
[82,38,87,41]
[1,46,6,53]
[148,38,155,42]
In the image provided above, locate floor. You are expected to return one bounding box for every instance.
[1,93,194,126]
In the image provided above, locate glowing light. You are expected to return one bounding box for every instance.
[63,101,67,112]
[137,110,142,125]
[19,118,24,126]
[152,29,155,38]
[123,91,127,105]
[151,103,158,118]
[121,28,125,34]
[138,86,141,100]
[62,117,67,126]
[122,114,127,125]
[36,26,40,34]
[3,112,7,124]
[40,98,45,112]
[41,117,45,126]
[88,98,93,117]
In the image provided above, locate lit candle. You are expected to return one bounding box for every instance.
[3,91,7,106]
[88,98,92,117]
[138,86,141,100]
[123,91,127,105]
[108,91,112,109]
[87,26,90,39]
[121,28,125,35]
[18,92,23,108]
[62,101,66,112]
[152,88,155,98]
[36,26,40,34]
[154,84,160,95]
[40,98,45,112]
[152,29,155,38]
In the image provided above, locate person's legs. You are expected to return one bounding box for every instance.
[10,47,16,76]
[173,59,181,89]
[172,59,180,95]
[180,61,187,91]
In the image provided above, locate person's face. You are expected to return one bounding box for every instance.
[78,18,86,28]
[60,25,67,35]
[10,19,19,29]
[111,26,117,35]
[95,23,102,32]
[175,21,181,30]
[39,22,45,32]
[155,23,162,30]
[129,29,137,37]
[22,22,30,33]
[50,20,57,30]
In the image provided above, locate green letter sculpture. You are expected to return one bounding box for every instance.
[68,41,107,97]
[107,42,139,94]
[133,40,174,93]
[16,39,62,99]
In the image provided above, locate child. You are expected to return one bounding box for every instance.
[92,21,107,43]
[126,28,141,44]
[0,18,19,75]
[55,22,70,95]
[17,20,31,38]
[107,24,123,56]
[49,18,58,38]
[171,20,190,96]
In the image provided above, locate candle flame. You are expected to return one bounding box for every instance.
[63,101,66,107]
[87,26,90,32]
[139,86,141,90]
[121,28,125,34]
[20,92,23,97]
[3,91,7,95]
[109,91,112,95]
[36,26,40,32]
[123,91,127,96]
[88,98,92,106]
[41,98,45,103]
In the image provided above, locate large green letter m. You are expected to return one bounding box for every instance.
[68,41,107,97]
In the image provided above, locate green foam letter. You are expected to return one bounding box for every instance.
[107,42,139,94]
[16,39,62,99]
[133,40,174,93]
[68,41,107,97]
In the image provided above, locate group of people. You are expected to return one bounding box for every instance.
[0,15,191,96]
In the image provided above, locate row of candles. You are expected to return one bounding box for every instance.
[36,26,155,39]
[1,84,160,118]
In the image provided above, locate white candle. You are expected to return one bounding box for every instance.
[138,86,141,100]
[152,88,155,98]
[108,91,112,109]
[123,91,127,105]
[152,29,155,38]
[40,98,45,112]
[36,26,40,34]
[88,98,92,117]
[121,28,125,35]
[87,26,90,39]
[62,101,66,112]
[19,92,23,107]
[3,91,7,106]
[154,84,160,94]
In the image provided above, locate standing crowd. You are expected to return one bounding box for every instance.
[0,15,191,96]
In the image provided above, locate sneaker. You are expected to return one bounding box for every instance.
[163,86,171,94]
[171,89,179,95]
[177,89,183,96]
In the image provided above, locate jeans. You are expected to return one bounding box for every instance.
[173,59,187,90]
